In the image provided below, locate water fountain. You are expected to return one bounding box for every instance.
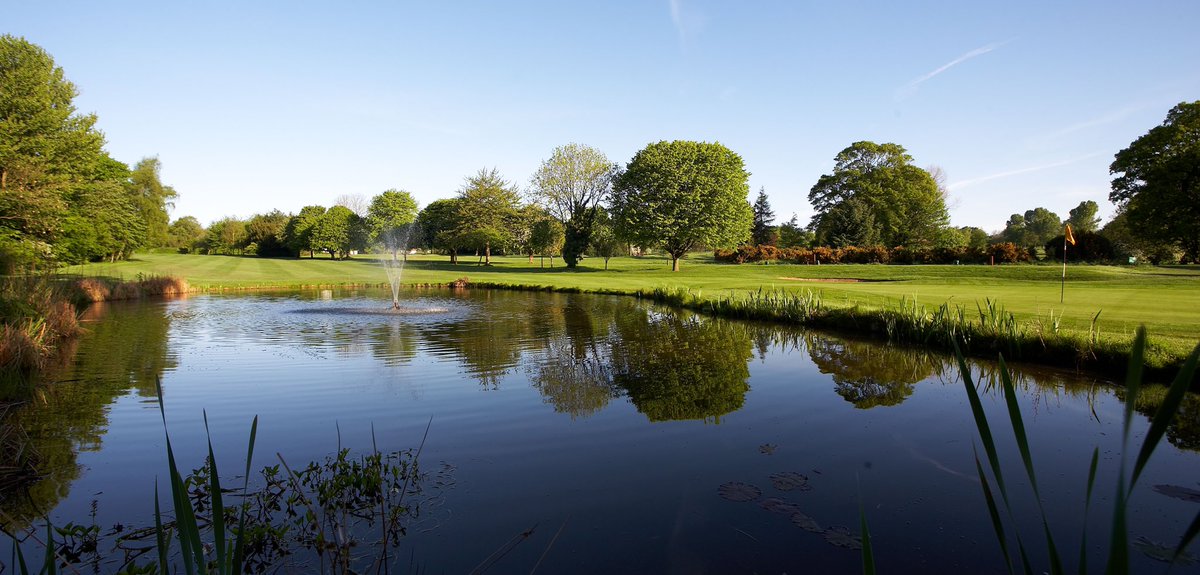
[381,225,414,310]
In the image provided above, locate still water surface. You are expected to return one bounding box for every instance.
[4,288,1199,573]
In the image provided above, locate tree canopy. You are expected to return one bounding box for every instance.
[529,143,615,268]
[808,141,949,248]
[367,189,419,257]
[611,140,752,271]
[1110,101,1200,262]
[453,168,521,265]
[1000,207,1062,247]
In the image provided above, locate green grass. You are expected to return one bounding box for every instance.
[62,252,1200,367]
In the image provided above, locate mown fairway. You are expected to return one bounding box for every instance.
[65,252,1200,357]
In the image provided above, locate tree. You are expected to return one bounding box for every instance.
[454,168,521,265]
[128,157,177,247]
[311,205,363,259]
[415,198,464,263]
[283,205,325,258]
[751,187,777,246]
[0,35,107,269]
[1110,102,1200,262]
[961,226,990,251]
[1001,207,1061,247]
[1066,200,1101,233]
[244,210,290,256]
[367,189,419,260]
[808,141,949,248]
[205,217,247,254]
[167,216,206,251]
[529,143,615,268]
[334,193,369,218]
[821,196,879,248]
[777,214,813,248]
[611,140,752,271]
[589,209,620,270]
[530,217,565,267]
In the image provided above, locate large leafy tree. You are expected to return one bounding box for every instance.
[1000,207,1061,247]
[311,205,364,259]
[128,157,177,247]
[244,210,290,256]
[1110,101,1200,262]
[808,141,948,248]
[611,140,752,271]
[529,217,565,267]
[416,198,464,263]
[750,187,777,246]
[367,189,419,259]
[1066,200,1101,233]
[453,168,521,265]
[0,35,107,269]
[167,216,206,250]
[529,143,615,268]
[283,205,326,258]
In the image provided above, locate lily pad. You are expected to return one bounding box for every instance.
[759,443,778,455]
[759,497,804,516]
[1152,484,1200,503]
[823,526,863,550]
[1134,536,1197,565]
[718,482,762,502]
[790,512,823,533]
[769,471,812,492]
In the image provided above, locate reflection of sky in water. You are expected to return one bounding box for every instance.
[6,288,1200,574]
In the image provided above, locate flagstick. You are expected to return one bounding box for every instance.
[1060,235,1067,303]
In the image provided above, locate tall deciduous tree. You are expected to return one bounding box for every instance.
[808,141,948,248]
[751,188,777,246]
[1110,101,1200,262]
[128,157,177,247]
[244,210,290,256]
[1066,200,1101,233]
[167,216,206,250]
[284,205,326,258]
[529,143,615,268]
[367,189,419,260]
[454,168,521,265]
[611,141,752,271]
[415,198,464,263]
[311,205,363,259]
[1001,207,1061,247]
[530,217,565,268]
[0,35,107,269]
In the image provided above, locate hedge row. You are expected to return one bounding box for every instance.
[713,243,1033,265]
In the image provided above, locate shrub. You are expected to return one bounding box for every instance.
[988,242,1030,264]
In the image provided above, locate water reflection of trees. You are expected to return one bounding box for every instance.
[527,298,618,419]
[1,300,175,530]
[804,334,946,409]
[610,307,753,423]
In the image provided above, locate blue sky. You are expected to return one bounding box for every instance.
[8,1,1199,231]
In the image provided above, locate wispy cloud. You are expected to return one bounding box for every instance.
[896,41,1010,100]
[947,151,1106,191]
[666,0,706,49]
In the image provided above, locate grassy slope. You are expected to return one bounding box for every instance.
[64,252,1200,359]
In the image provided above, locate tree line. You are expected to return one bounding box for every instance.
[4,35,1197,272]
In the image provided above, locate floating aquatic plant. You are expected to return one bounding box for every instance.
[769,471,811,492]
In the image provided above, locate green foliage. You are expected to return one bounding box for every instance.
[205,217,248,255]
[751,187,777,246]
[1110,101,1200,263]
[167,216,206,251]
[244,210,290,257]
[1067,200,1102,233]
[128,157,177,248]
[1001,207,1062,247]
[367,189,418,255]
[529,217,565,267]
[453,168,522,264]
[415,198,463,260]
[589,210,621,269]
[777,214,813,248]
[283,205,325,258]
[311,205,363,259]
[1045,231,1115,262]
[822,196,880,248]
[808,141,949,248]
[612,140,752,271]
[529,143,614,267]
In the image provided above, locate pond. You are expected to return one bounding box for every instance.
[2,288,1199,573]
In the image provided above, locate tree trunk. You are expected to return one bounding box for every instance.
[671,255,680,272]
[485,243,492,265]
[604,257,610,270]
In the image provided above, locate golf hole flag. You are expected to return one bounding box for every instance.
[1064,223,1076,246]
